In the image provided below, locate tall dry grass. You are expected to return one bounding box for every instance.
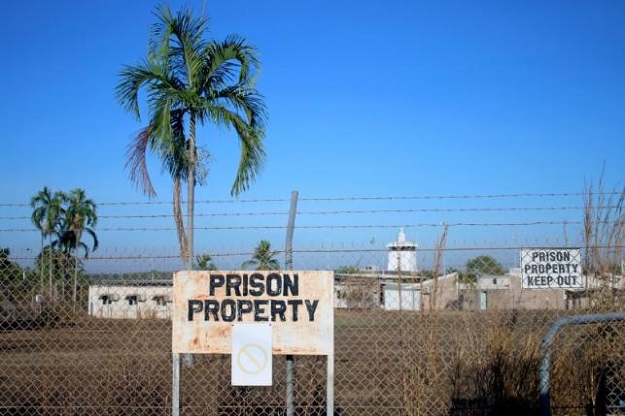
[582,175,625,311]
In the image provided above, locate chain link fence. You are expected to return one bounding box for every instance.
[1,191,624,415]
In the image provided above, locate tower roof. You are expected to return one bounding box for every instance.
[387,228,417,248]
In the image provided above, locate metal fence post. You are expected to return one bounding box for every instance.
[285,191,298,416]
[327,351,334,416]
[172,352,180,416]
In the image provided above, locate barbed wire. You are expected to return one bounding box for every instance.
[2,191,622,209]
[1,220,612,233]
[2,205,622,221]
[298,192,592,201]
[10,244,621,262]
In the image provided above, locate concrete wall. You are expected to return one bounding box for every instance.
[459,275,568,311]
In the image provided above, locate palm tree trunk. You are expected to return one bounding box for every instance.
[173,178,188,261]
[185,115,197,270]
[39,236,44,294]
[73,257,78,312]
[49,245,54,301]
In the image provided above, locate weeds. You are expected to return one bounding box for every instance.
[582,173,625,312]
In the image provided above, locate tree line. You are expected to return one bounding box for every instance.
[30,187,98,304]
[0,188,98,307]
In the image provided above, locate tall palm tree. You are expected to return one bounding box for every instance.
[52,190,97,304]
[31,188,98,301]
[31,187,64,295]
[242,240,280,270]
[116,5,267,268]
[59,189,99,258]
[31,187,64,245]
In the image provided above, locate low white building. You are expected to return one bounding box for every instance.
[88,282,172,319]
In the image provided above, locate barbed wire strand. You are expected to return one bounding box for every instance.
[3,191,622,208]
[2,205,623,221]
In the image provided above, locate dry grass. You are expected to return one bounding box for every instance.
[1,308,625,415]
[582,175,625,312]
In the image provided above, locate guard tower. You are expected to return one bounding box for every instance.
[387,228,418,272]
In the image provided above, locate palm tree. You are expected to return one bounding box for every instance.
[116,5,267,269]
[31,188,98,302]
[242,240,280,270]
[195,253,217,271]
[59,189,99,258]
[31,187,64,296]
[31,187,64,245]
[53,189,98,304]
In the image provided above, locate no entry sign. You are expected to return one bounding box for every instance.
[231,323,272,386]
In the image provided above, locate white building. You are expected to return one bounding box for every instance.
[387,228,417,272]
[383,283,421,311]
[88,282,172,319]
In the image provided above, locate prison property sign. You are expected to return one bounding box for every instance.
[521,248,582,289]
[172,270,334,355]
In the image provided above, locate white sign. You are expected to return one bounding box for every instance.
[232,323,272,386]
[521,248,582,289]
[172,270,334,355]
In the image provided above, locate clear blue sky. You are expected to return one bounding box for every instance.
[1,0,624,268]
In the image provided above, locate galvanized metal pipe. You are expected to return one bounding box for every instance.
[539,312,625,416]
[172,352,180,416]
[285,191,298,416]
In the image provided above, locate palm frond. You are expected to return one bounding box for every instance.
[231,125,265,196]
[126,125,157,197]
[213,86,267,129]
[204,104,265,195]
[162,109,188,181]
[83,228,99,255]
[116,62,160,119]
[203,36,260,90]
[150,5,206,92]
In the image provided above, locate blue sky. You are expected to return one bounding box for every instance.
[1,0,624,269]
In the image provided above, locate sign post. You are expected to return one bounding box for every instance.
[171,270,334,412]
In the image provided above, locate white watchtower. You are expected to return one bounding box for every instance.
[387,228,418,272]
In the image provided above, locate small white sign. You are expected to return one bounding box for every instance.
[232,323,272,386]
[521,248,582,289]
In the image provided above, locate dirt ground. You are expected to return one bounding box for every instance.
[1,308,622,415]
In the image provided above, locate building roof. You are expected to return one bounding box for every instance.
[387,228,417,249]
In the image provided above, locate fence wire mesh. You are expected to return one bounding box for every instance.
[1,191,624,415]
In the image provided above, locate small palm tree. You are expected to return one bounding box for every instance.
[117,5,267,269]
[195,253,217,271]
[242,240,280,270]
